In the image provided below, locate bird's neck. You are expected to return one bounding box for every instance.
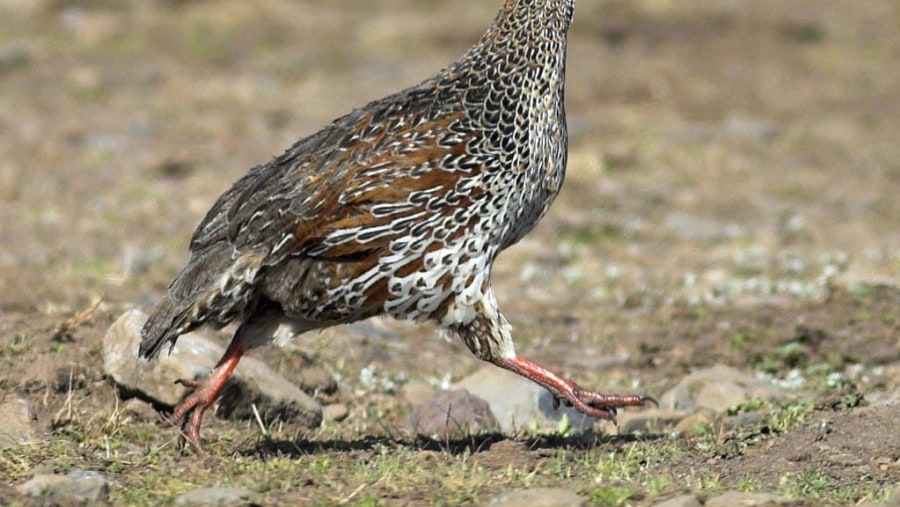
[485,0,575,46]
[455,0,574,76]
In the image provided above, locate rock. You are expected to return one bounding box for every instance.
[454,365,595,436]
[17,471,109,504]
[489,487,587,507]
[400,379,437,406]
[652,494,702,507]
[617,408,689,434]
[322,403,349,423]
[406,389,497,439]
[721,113,782,143]
[297,365,337,396]
[121,398,159,422]
[720,410,768,431]
[54,365,86,393]
[705,491,788,507]
[674,411,714,435]
[664,212,730,242]
[694,381,750,413]
[174,486,251,505]
[103,310,321,429]
[0,395,34,449]
[661,365,786,414]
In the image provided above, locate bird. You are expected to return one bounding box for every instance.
[139,0,654,452]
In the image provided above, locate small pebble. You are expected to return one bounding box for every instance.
[322,403,349,423]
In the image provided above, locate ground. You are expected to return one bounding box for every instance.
[0,0,899,505]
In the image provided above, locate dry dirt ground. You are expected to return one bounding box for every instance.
[1,0,899,505]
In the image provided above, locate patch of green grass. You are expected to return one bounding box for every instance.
[776,469,878,502]
[591,445,657,483]
[0,333,31,357]
[767,399,815,432]
[589,485,638,506]
[848,284,875,299]
[692,472,723,492]
[561,222,626,246]
[725,397,766,416]
[756,341,809,374]
[727,331,753,351]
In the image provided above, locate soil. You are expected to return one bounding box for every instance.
[0,0,898,505]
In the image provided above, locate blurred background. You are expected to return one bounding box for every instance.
[0,1,898,502]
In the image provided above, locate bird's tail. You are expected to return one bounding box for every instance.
[139,244,244,360]
[139,294,192,360]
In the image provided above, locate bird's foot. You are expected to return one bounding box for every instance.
[499,355,656,424]
[551,388,657,423]
[169,342,246,454]
[171,378,218,454]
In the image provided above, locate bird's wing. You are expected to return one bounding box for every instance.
[189,89,483,267]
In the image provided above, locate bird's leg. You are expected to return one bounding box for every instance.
[453,294,655,424]
[495,355,656,423]
[172,340,245,453]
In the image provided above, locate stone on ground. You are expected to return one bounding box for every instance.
[705,491,789,507]
[454,365,595,436]
[651,494,702,507]
[322,403,349,422]
[0,395,34,449]
[661,364,787,413]
[489,487,587,507]
[406,389,497,439]
[174,487,251,505]
[17,471,109,504]
[616,408,689,434]
[103,310,321,429]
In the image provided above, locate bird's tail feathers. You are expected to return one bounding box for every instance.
[139,295,193,360]
[139,245,261,360]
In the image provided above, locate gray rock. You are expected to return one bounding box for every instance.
[489,487,587,507]
[664,212,730,242]
[705,491,788,507]
[694,381,750,413]
[54,365,86,393]
[674,411,715,435]
[720,410,769,431]
[407,389,497,439]
[652,494,702,507]
[121,398,159,422]
[322,403,349,423]
[0,395,34,449]
[103,310,321,429]
[617,408,689,434]
[721,113,782,143]
[454,365,595,436]
[661,365,786,414]
[174,486,251,505]
[400,379,437,406]
[296,365,337,396]
[17,471,109,504]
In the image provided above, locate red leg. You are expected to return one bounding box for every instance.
[171,341,245,453]
[496,356,655,423]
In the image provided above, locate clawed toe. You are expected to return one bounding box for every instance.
[639,394,659,407]
[167,379,213,453]
[174,377,202,389]
[557,386,655,422]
